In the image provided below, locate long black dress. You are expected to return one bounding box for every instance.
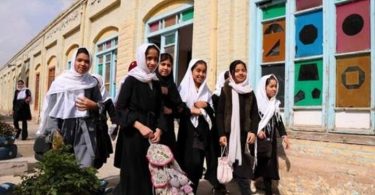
[156,71,186,156]
[13,89,32,140]
[113,76,166,195]
[94,99,118,169]
[253,115,287,180]
[176,104,215,194]
[216,82,260,195]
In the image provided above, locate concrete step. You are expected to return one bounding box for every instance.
[0,139,36,177]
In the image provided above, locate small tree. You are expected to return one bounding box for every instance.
[15,145,100,195]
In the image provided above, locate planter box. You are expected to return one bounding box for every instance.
[0,136,15,147]
[0,145,17,160]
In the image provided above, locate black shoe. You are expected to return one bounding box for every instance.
[15,129,21,139]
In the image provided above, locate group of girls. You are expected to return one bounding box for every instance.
[37,43,289,195]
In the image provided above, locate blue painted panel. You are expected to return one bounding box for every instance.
[295,10,323,57]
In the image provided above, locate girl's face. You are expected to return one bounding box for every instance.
[192,63,207,87]
[74,53,90,74]
[158,59,172,77]
[17,82,24,89]
[232,63,247,83]
[266,79,278,99]
[146,48,159,72]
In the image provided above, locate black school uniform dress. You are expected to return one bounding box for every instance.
[176,104,215,194]
[12,89,32,139]
[113,76,166,195]
[253,115,287,180]
[156,71,186,156]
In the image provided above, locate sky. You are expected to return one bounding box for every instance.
[0,0,75,67]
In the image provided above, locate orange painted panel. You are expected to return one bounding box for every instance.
[262,20,285,62]
[336,54,370,107]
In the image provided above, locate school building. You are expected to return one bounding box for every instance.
[0,0,374,193]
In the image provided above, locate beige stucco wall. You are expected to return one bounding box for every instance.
[0,0,250,117]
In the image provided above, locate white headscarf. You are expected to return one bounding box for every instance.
[127,43,160,86]
[16,84,29,100]
[92,73,110,102]
[213,71,228,96]
[178,59,212,129]
[37,47,98,135]
[253,74,281,169]
[227,70,252,166]
[255,74,281,133]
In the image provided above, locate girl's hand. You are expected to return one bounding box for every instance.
[134,121,154,138]
[219,136,227,146]
[163,106,173,114]
[194,101,207,109]
[247,132,256,144]
[190,107,201,115]
[150,128,162,143]
[282,136,290,149]
[75,97,97,110]
[257,131,266,140]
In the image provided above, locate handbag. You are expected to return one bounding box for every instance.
[33,134,52,161]
[257,139,272,158]
[217,146,233,184]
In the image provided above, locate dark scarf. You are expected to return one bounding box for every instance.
[156,68,175,88]
[156,68,185,112]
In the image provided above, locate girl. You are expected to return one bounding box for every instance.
[113,43,166,195]
[156,53,186,156]
[216,60,260,195]
[37,47,102,167]
[177,59,214,193]
[254,74,290,195]
[13,79,32,140]
[92,73,117,169]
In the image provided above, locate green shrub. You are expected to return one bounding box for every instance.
[15,145,100,195]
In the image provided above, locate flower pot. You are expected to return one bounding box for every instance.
[0,145,17,160]
[0,136,15,147]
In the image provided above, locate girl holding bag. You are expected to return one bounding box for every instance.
[216,60,260,195]
[253,74,290,195]
[113,43,166,195]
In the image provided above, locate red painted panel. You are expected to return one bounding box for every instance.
[296,0,322,11]
[336,0,370,53]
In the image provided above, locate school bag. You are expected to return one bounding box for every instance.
[146,143,194,195]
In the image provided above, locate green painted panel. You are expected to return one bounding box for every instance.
[98,64,103,76]
[182,8,194,21]
[262,4,286,20]
[165,34,175,45]
[294,59,323,106]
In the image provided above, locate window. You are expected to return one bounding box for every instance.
[147,5,194,84]
[48,67,55,89]
[252,0,373,132]
[34,73,40,110]
[260,3,286,106]
[67,61,71,69]
[95,37,118,97]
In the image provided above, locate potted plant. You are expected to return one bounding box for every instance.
[0,122,17,160]
[15,145,101,195]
